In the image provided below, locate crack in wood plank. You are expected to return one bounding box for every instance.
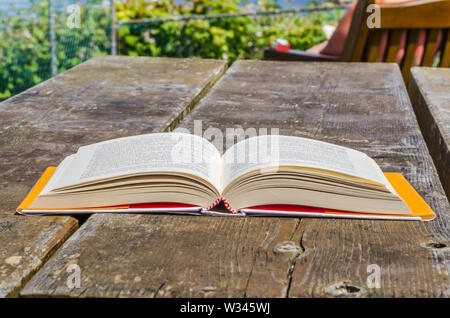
[0,56,227,298]
[17,60,449,298]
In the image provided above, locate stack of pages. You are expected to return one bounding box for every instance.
[18,133,435,221]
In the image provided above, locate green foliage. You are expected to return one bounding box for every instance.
[56,5,110,72]
[0,1,50,100]
[117,0,343,62]
[0,0,343,100]
[0,0,110,100]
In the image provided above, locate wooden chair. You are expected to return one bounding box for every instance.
[264,0,450,82]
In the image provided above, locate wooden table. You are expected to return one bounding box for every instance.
[19,60,449,298]
[408,67,450,199]
[0,56,226,297]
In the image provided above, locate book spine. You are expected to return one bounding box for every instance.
[206,197,238,214]
[201,210,246,217]
[223,198,237,214]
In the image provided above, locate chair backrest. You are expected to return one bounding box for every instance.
[341,0,450,82]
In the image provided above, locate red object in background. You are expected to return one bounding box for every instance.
[269,38,290,52]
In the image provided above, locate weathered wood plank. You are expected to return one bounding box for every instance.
[408,67,450,199]
[0,55,227,297]
[21,214,303,297]
[179,61,450,298]
[21,61,449,298]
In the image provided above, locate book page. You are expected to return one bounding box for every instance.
[47,133,222,191]
[221,135,390,190]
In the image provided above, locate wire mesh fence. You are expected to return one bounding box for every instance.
[0,0,112,100]
[0,0,346,101]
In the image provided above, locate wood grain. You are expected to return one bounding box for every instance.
[401,29,420,83]
[408,67,450,199]
[421,29,440,67]
[442,30,450,67]
[0,55,226,297]
[342,0,370,62]
[366,30,383,63]
[378,0,450,29]
[20,214,304,297]
[339,0,450,81]
[385,30,404,63]
[21,61,449,298]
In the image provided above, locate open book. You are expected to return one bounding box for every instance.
[18,133,435,221]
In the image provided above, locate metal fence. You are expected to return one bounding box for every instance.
[0,0,113,100]
[0,0,347,101]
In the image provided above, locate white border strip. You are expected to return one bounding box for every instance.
[241,209,423,221]
[19,207,424,221]
[19,207,203,216]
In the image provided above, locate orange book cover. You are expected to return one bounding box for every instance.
[17,167,436,221]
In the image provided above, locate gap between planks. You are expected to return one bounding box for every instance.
[13,61,228,298]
